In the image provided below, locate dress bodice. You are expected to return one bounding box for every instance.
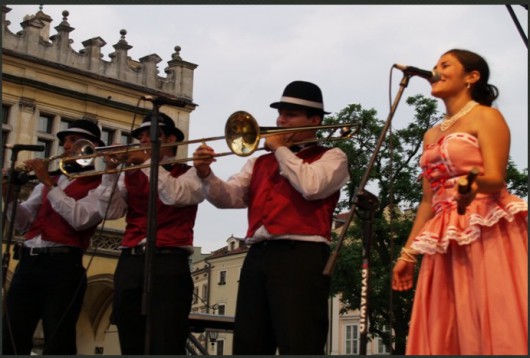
[421,133,482,185]
[411,132,527,254]
[420,132,485,209]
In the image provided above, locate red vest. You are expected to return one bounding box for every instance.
[247,146,340,240]
[122,164,197,247]
[25,176,102,250]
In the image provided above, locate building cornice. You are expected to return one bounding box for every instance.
[2,6,198,103]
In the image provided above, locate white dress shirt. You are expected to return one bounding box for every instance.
[8,175,102,248]
[95,158,205,220]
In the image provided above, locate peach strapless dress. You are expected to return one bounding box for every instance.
[406,133,528,355]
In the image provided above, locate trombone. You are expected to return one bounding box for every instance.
[59,111,360,179]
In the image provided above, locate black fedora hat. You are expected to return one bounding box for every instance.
[132,113,185,142]
[57,118,105,146]
[270,80,330,114]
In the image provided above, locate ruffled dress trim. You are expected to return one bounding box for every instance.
[411,191,528,255]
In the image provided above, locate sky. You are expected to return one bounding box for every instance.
[4,4,528,254]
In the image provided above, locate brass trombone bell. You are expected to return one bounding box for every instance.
[224,111,359,156]
[58,111,359,179]
[225,111,260,157]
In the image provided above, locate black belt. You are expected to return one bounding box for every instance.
[121,246,188,256]
[19,245,83,257]
[253,239,325,247]
[251,239,330,251]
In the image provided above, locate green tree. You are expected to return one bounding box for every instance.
[506,159,528,198]
[325,95,528,354]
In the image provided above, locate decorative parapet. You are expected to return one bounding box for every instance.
[1,5,197,102]
[88,230,123,258]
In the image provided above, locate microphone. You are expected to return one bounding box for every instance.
[142,95,187,108]
[394,64,441,83]
[457,167,480,215]
[3,144,45,152]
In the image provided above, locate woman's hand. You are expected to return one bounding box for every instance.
[454,178,478,213]
[392,259,415,291]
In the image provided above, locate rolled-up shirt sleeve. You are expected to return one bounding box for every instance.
[47,183,103,230]
[274,146,350,200]
[95,172,128,220]
[145,166,205,207]
[8,176,103,232]
[199,158,255,208]
[7,184,42,232]
[95,164,205,219]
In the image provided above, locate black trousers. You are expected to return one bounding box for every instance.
[112,249,193,355]
[2,248,87,355]
[233,240,331,355]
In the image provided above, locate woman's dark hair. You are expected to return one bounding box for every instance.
[444,49,499,106]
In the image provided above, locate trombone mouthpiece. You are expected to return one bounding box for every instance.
[340,124,360,138]
[340,127,353,138]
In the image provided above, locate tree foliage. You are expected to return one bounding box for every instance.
[324,95,528,354]
[507,159,528,198]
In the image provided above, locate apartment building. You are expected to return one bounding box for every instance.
[190,235,246,355]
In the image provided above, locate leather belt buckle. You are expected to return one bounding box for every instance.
[130,246,145,255]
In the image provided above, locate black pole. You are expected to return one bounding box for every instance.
[142,104,161,354]
[2,177,22,286]
[2,149,32,286]
[505,5,528,49]
[2,148,21,239]
[357,191,378,355]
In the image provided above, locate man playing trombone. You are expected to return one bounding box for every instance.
[2,118,105,355]
[95,113,204,355]
[193,81,350,355]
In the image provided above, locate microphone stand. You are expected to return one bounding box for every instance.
[323,73,413,354]
[2,150,32,287]
[142,104,161,354]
